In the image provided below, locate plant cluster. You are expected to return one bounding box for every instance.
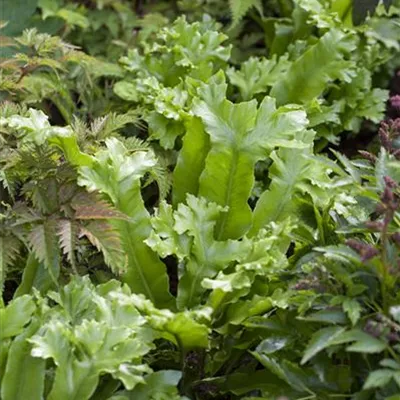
[1,1,400,399]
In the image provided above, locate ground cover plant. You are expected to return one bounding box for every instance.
[0,0,400,399]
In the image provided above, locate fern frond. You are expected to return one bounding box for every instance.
[57,219,79,271]
[70,116,89,141]
[72,192,127,220]
[123,136,151,152]
[90,111,144,140]
[229,0,263,27]
[79,221,126,274]
[0,170,16,200]
[0,101,26,118]
[0,235,21,294]
[28,177,59,215]
[147,160,172,201]
[27,220,60,282]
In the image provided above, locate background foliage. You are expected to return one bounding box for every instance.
[1,0,400,399]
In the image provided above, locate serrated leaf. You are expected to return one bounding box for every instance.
[252,353,312,392]
[363,369,394,389]
[0,235,20,295]
[343,298,361,326]
[28,220,60,283]
[72,192,127,220]
[330,328,387,353]
[80,221,125,274]
[301,326,346,364]
[229,0,263,27]
[57,219,78,267]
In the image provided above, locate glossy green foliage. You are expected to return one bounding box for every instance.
[1,0,400,399]
[194,74,310,239]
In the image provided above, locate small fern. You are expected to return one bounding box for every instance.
[229,0,263,27]
[0,236,21,295]
[79,221,126,274]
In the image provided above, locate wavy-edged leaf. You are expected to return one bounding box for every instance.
[124,370,183,400]
[227,55,290,101]
[270,29,357,106]
[78,138,174,308]
[147,195,250,309]
[194,76,309,239]
[353,0,393,25]
[129,293,210,349]
[27,279,155,399]
[48,133,93,167]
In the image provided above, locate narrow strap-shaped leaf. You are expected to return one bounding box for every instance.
[78,139,174,309]
[173,116,210,206]
[14,253,54,297]
[1,322,46,400]
[194,79,257,240]
[270,29,357,106]
[194,76,309,240]
[48,360,99,400]
[113,186,174,308]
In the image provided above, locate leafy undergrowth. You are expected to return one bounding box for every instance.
[1,1,400,399]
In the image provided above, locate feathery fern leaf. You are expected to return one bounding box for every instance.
[0,236,21,294]
[71,192,127,220]
[89,111,143,140]
[27,221,60,284]
[229,0,262,27]
[57,219,79,272]
[79,220,126,274]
